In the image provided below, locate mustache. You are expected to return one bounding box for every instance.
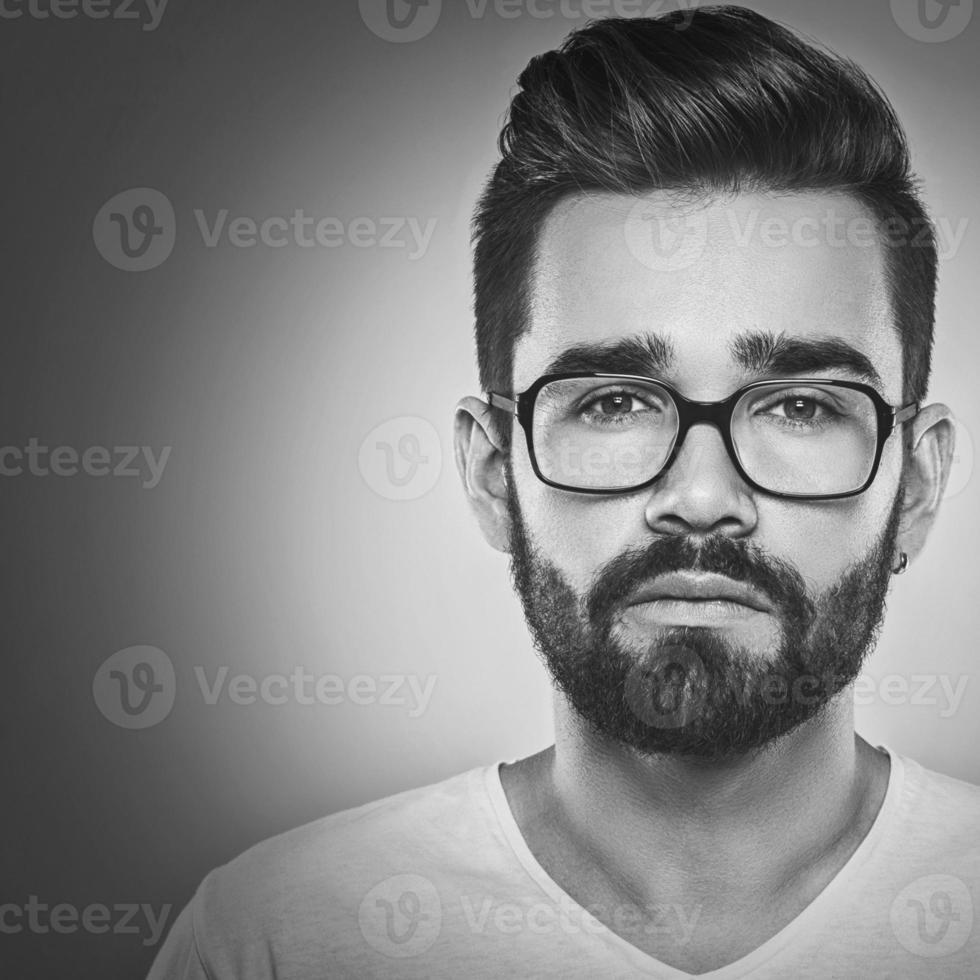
[585,534,815,629]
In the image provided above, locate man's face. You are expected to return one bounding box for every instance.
[504,190,907,760]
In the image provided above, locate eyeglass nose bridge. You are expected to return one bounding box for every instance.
[653,390,746,485]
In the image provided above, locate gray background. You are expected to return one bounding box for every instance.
[2,1,978,977]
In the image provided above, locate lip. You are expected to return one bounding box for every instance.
[626,572,773,613]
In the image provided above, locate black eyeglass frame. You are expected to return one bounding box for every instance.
[488,373,919,500]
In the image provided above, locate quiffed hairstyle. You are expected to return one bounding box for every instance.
[472,6,937,449]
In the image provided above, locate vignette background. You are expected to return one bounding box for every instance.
[2,0,978,976]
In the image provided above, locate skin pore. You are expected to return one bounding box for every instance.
[454,190,954,974]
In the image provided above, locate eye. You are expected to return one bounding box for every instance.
[589,392,649,416]
[778,397,819,420]
[754,390,840,425]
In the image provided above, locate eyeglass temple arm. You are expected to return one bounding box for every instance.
[893,402,919,428]
[487,392,518,415]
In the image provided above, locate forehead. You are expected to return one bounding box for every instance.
[515,190,903,401]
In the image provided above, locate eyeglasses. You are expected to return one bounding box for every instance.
[488,374,919,499]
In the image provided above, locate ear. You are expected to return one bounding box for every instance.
[454,396,512,553]
[896,402,956,563]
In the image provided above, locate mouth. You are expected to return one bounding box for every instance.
[625,572,773,614]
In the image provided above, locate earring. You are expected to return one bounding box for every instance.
[892,551,909,575]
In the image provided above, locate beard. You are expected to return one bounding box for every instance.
[505,465,904,763]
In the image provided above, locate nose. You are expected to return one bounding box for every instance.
[644,421,758,538]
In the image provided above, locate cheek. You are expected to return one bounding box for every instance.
[511,449,644,593]
[761,461,901,590]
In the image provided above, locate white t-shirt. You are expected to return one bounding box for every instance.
[147,746,980,978]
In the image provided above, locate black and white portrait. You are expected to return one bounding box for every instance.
[5,2,978,978]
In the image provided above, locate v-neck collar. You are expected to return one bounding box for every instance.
[482,744,904,978]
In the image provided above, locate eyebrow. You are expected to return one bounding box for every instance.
[539,330,882,388]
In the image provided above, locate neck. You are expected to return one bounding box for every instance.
[510,689,888,907]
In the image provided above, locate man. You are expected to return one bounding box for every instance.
[149,7,979,978]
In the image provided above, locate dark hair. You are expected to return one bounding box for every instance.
[472,5,936,449]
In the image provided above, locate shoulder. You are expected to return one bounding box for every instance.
[897,753,980,820]
[190,764,501,943]
[149,764,518,978]
[887,750,980,862]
